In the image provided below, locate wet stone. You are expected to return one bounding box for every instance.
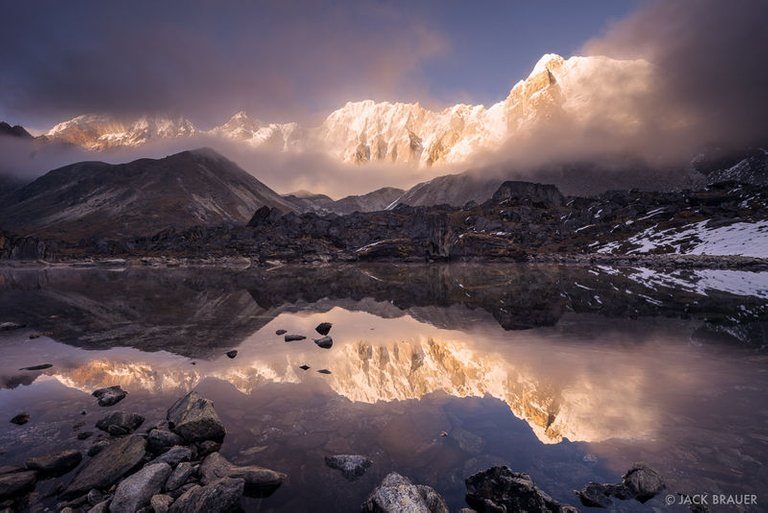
[166,391,226,444]
[26,450,82,476]
[324,454,372,481]
[95,411,144,436]
[314,336,333,349]
[92,385,127,407]
[284,334,306,342]
[315,322,333,335]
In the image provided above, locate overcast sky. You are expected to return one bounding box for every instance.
[0,0,641,130]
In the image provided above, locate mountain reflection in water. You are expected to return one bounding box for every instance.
[0,264,766,512]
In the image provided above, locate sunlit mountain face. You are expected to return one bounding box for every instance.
[1,264,766,511]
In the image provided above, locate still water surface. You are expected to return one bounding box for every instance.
[0,264,766,512]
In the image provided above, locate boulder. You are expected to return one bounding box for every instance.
[168,477,244,513]
[110,462,172,513]
[314,336,333,349]
[63,435,147,499]
[622,463,665,503]
[147,428,184,454]
[165,462,195,492]
[324,454,371,480]
[200,452,285,497]
[153,446,192,467]
[151,494,174,513]
[362,472,448,513]
[26,450,82,476]
[167,392,225,443]
[95,411,145,436]
[315,322,333,335]
[92,386,127,407]
[465,466,578,513]
[0,470,37,500]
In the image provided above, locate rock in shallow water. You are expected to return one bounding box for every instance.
[225,350,238,359]
[284,334,306,342]
[362,472,448,513]
[0,470,37,501]
[92,385,127,407]
[200,452,285,497]
[314,336,333,349]
[324,454,372,480]
[18,364,52,371]
[315,322,332,335]
[465,466,578,513]
[9,412,29,425]
[95,411,144,436]
[63,435,146,499]
[110,462,172,513]
[147,428,184,454]
[167,391,226,443]
[169,477,245,513]
[25,450,82,476]
[622,463,665,503]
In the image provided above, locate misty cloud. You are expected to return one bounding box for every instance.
[0,1,446,128]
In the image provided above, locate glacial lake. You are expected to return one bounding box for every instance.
[0,264,766,512]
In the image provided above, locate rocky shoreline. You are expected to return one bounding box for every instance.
[3,384,672,513]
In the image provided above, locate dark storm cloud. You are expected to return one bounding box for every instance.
[0,0,446,127]
[583,0,768,152]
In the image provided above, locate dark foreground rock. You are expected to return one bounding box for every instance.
[284,334,306,342]
[0,470,37,500]
[95,410,144,435]
[167,391,226,443]
[576,463,665,507]
[225,350,238,359]
[25,450,82,476]
[200,452,285,497]
[314,336,333,349]
[92,385,127,406]
[465,466,579,513]
[147,428,184,454]
[9,412,29,425]
[324,454,372,480]
[62,434,146,498]
[362,472,448,513]
[315,322,332,335]
[110,462,172,513]
[168,477,245,513]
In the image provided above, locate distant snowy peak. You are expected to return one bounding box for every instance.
[47,114,196,150]
[210,111,301,151]
[42,53,651,165]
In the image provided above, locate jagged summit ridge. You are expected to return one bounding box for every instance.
[42,53,650,166]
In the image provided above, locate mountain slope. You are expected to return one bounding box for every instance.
[0,121,34,139]
[0,148,294,240]
[286,187,405,214]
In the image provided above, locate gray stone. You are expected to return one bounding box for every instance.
[168,477,244,513]
[153,446,192,467]
[465,466,578,513]
[0,470,37,500]
[147,429,184,454]
[63,435,147,499]
[88,440,112,457]
[87,500,110,513]
[166,392,225,443]
[95,411,144,436]
[362,472,448,513]
[26,450,82,476]
[200,452,285,497]
[150,494,174,513]
[165,462,195,492]
[92,386,127,407]
[110,463,172,513]
[622,463,665,503]
[324,454,371,480]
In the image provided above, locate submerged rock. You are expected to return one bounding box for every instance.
[26,450,82,476]
[314,336,333,349]
[168,477,245,513]
[95,411,144,436]
[465,466,578,513]
[200,452,285,497]
[0,470,37,500]
[9,412,29,425]
[315,322,333,335]
[110,462,172,513]
[92,385,127,407]
[324,454,372,480]
[63,435,146,498]
[167,391,226,444]
[284,334,306,342]
[18,364,52,371]
[362,472,448,513]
